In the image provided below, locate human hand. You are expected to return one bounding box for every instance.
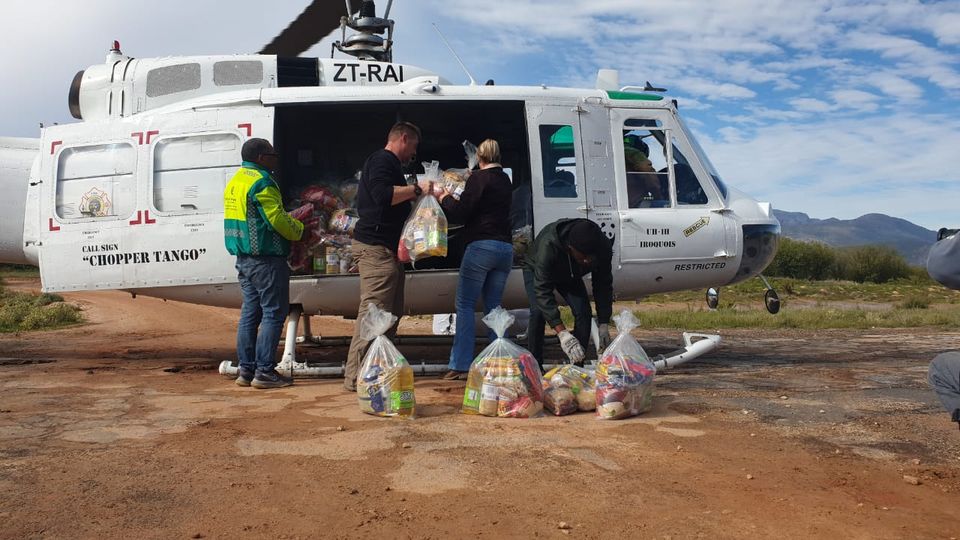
[417,179,434,196]
[288,203,313,221]
[597,323,611,351]
[558,330,585,365]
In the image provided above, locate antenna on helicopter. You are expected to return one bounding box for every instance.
[333,0,395,62]
[432,23,477,86]
[643,81,667,92]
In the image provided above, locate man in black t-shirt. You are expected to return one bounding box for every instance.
[344,122,429,391]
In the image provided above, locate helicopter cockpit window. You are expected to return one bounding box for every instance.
[146,63,202,98]
[213,61,263,87]
[56,143,136,220]
[539,125,578,198]
[622,121,670,208]
[152,133,241,214]
[670,136,708,205]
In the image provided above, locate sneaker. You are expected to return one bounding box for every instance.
[442,370,468,381]
[251,369,294,389]
[235,366,255,387]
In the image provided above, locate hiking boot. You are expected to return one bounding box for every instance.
[251,369,294,389]
[235,366,255,387]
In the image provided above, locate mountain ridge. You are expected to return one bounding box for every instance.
[773,210,937,266]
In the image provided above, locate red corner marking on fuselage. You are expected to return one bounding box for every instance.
[129,210,143,225]
[144,210,156,224]
[238,123,252,136]
[145,130,159,144]
[48,217,60,231]
[131,132,144,145]
[50,141,62,155]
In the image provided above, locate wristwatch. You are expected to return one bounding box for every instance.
[413,183,423,197]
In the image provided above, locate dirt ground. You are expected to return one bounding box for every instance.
[2,280,960,539]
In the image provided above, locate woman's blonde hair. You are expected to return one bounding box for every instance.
[476,139,501,165]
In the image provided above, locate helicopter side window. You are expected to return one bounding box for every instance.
[146,63,202,98]
[622,124,670,209]
[153,133,242,214]
[213,61,263,87]
[539,125,578,198]
[670,136,708,205]
[55,143,136,220]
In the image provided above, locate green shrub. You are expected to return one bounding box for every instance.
[0,290,82,332]
[836,245,912,283]
[19,303,82,330]
[897,296,930,309]
[766,238,838,280]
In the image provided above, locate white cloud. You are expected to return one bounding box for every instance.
[862,72,924,100]
[789,98,833,113]
[928,12,960,46]
[701,111,960,229]
[829,89,880,112]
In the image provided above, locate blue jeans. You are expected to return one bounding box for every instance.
[236,255,290,373]
[449,240,514,371]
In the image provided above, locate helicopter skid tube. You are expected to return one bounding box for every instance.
[217,333,721,378]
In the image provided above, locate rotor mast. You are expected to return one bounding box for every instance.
[333,0,394,62]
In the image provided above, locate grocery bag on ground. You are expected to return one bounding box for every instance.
[356,304,416,418]
[595,310,655,420]
[398,194,447,263]
[462,307,544,418]
[543,365,596,416]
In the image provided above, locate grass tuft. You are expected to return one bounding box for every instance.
[0,287,82,332]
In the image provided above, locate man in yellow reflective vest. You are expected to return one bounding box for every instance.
[224,138,304,389]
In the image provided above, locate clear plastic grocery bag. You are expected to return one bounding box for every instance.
[356,304,416,418]
[462,307,544,418]
[398,194,448,263]
[543,365,596,416]
[595,310,656,420]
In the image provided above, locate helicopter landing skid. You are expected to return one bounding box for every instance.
[294,312,322,345]
[217,309,722,378]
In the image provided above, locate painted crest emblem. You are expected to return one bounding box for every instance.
[79,188,112,217]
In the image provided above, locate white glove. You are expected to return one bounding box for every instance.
[558,330,585,365]
[597,323,611,351]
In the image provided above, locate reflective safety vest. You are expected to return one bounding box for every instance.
[223,162,303,257]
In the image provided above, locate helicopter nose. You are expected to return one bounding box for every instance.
[727,222,781,285]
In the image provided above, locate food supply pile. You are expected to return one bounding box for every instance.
[286,178,361,275]
[355,304,416,418]
[595,310,656,420]
[462,307,544,418]
[542,365,596,416]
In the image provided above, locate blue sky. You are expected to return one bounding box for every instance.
[4,0,958,230]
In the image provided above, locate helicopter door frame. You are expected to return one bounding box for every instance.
[526,102,589,236]
[119,105,274,291]
[38,123,139,292]
[576,99,619,262]
[610,107,734,285]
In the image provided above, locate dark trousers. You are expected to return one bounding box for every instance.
[523,269,592,367]
[929,351,960,423]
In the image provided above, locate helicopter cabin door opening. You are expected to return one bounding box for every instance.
[611,108,736,293]
[271,99,532,281]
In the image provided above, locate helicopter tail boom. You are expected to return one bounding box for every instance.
[0,137,38,265]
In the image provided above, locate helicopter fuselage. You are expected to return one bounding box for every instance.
[0,54,780,317]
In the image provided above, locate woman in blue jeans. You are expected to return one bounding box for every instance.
[437,139,514,379]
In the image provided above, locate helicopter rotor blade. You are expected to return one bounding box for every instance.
[259,0,358,56]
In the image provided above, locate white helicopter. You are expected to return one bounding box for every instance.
[0,0,780,375]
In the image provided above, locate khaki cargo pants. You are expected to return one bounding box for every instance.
[344,240,405,387]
